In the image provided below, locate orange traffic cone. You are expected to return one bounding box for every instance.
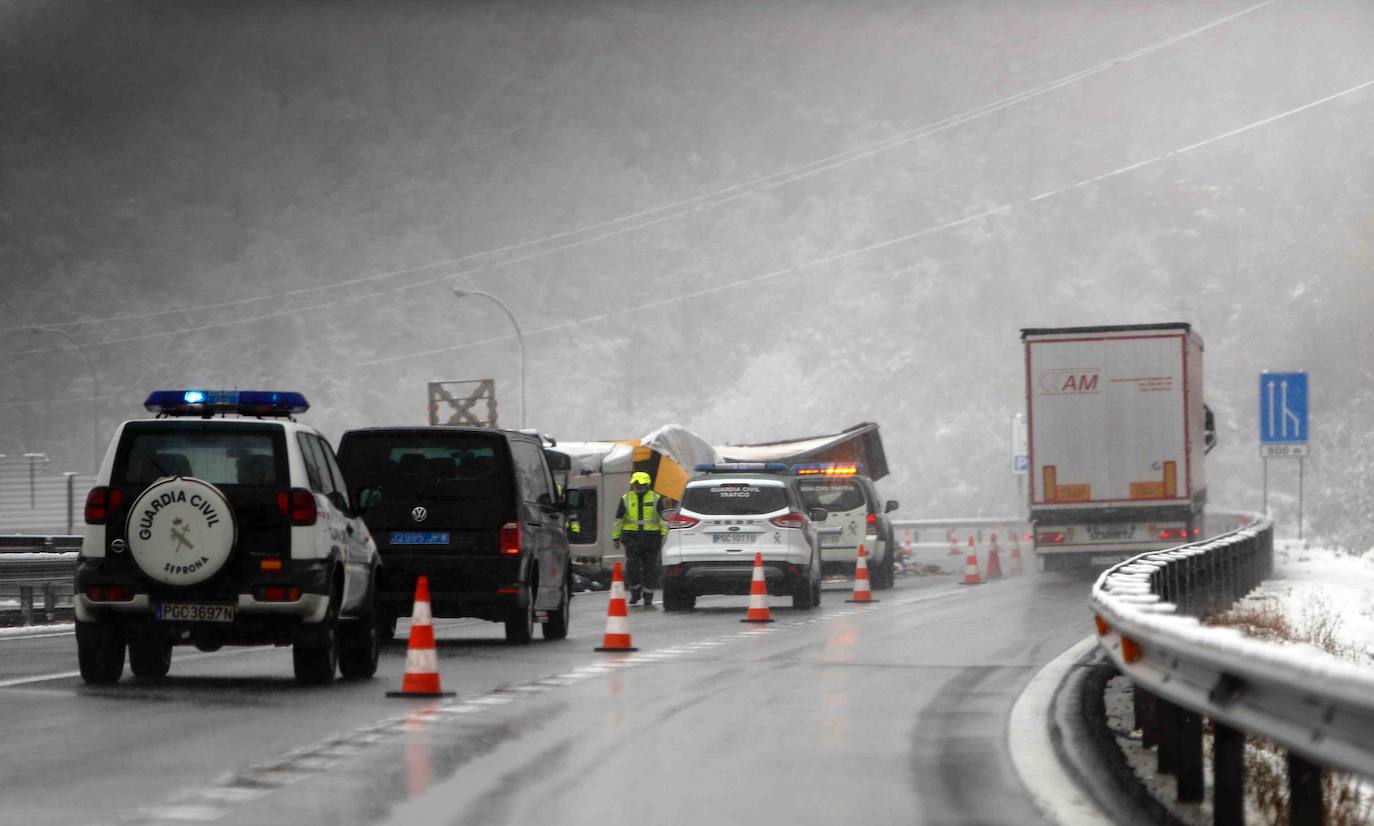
[948,529,961,556]
[846,544,879,603]
[986,532,1004,579]
[741,552,775,622]
[1009,533,1025,576]
[387,575,454,697]
[594,562,638,651]
[960,537,983,586]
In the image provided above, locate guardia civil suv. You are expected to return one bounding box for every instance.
[659,464,824,612]
[75,390,382,685]
[793,463,899,590]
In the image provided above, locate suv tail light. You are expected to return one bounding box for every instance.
[1157,528,1190,541]
[85,585,133,602]
[866,512,878,532]
[666,512,700,530]
[84,487,123,524]
[500,521,522,556]
[769,512,806,529]
[277,489,317,526]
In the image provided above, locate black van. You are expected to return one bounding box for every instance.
[336,427,574,644]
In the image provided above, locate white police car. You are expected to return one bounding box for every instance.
[75,390,381,685]
[792,463,899,589]
[659,464,824,612]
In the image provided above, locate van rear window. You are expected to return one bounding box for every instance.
[337,433,512,503]
[682,482,788,515]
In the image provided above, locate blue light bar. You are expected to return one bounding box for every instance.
[693,463,789,473]
[144,390,310,417]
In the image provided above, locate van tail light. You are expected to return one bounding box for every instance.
[1037,532,1065,544]
[84,487,122,525]
[277,489,317,526]
[769,512,806,529]
[667,512,700,530]
[500,521,522,556]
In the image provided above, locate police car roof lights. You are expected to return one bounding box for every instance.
[791,463,864,476]
[693,462,788,473]
[144,390,310,418]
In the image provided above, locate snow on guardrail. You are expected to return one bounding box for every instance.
[1091,515,1374,788]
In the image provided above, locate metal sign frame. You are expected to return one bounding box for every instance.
[427,379,499,428]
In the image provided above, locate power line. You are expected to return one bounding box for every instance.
[356,74,1374,368]
[0,0,1275,340]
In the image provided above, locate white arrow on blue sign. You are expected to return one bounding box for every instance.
[1259,371,1308,444]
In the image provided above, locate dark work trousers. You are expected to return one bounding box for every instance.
[622,532,662,594]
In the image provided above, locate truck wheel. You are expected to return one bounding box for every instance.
[293,595,339,685]
[128,632,172,679]
[77,621,125,685]
[541,578,571,640]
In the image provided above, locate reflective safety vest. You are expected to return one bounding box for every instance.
[613,490,666,538]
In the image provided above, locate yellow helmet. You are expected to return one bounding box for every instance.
[630,471,652,486]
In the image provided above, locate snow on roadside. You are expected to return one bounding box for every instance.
[0,622,73,638]
[1235,539,1374,664]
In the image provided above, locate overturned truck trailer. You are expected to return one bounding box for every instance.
[557,425,720,575]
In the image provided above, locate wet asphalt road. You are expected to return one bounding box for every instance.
[0,569,1093,825]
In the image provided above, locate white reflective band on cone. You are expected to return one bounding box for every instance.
[405,647,438,675]
[411,600,432,625]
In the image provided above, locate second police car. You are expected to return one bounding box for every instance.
[75,390,382,685]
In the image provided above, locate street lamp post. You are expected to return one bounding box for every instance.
[32,328,100,473]
[451,287,526,429]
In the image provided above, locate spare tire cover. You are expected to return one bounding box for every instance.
[125,476,237,587]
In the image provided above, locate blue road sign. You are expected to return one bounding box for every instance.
[1012,455,1029,473]
[1259,372,1308,444]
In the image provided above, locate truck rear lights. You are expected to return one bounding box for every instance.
[257,585,301,602]
[85,585,134,602]
[499,521,521,555]
[259,558,283,573]
[84,487,123,524]
[496,586,521,594]
[276,489,317,526]
[1157,529,1190,540]
[1037,532,1065,544]
[666,512,700,530]
[769,512,806,529]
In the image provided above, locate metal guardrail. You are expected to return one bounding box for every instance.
[0,535,80,625]
[1091,516,1374,825]
[890,517,1028,544]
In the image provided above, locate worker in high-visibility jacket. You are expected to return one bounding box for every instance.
[612,471,668,606]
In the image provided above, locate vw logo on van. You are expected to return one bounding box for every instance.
[411,506,428,523]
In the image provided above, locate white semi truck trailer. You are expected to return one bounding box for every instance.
[1022,323,1216,571]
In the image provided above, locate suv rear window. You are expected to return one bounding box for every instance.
[682,481,788,515]
[115,429,283,486]
[797,479,867,512]
[337,432,512,503]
